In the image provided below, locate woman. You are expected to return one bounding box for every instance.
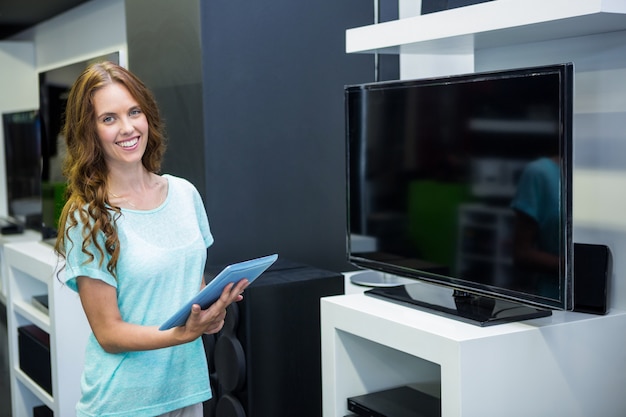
[54,61,248,417]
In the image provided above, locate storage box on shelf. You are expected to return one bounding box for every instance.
[18,324,52,395]
[5,240,89,416]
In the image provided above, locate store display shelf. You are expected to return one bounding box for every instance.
[346,0,626,54]
[13,299,50,332]
[6,240,89,416]
[14,367,54,408]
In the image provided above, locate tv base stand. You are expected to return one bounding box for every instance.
[365,281,552,326]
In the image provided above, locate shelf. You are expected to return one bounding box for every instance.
[6,239,90,416]
[13,299,51,332]
[14,366,54,409]
[0,230,42,300]
[346,0,626,54]
[4,242,57,285]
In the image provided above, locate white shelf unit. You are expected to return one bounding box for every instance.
[6,240,89,417]
[346,0,626,55]
[0,230,42,306]
[321,281,626,417]
[333,2,626,416]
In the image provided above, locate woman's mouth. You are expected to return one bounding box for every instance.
[117,137,139,148]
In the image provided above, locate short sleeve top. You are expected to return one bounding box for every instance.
[64,174,214,417]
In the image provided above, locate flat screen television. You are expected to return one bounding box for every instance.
[2,110,42,229]
[345,63,574,325]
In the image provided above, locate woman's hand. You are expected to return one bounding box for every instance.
[182,278,249,338]
[77,275,249,353]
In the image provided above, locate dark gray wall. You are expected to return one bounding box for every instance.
[127,0,375,272]
[125,0,206,201]
[200,2,374,272]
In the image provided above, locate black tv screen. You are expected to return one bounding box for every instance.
[2,110,42,226]
[346,63,574,314]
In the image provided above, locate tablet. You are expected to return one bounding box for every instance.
[159,253,278,330]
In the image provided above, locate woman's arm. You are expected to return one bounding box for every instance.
[76,276,248,354]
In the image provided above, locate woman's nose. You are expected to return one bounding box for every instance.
[119,116,134,135]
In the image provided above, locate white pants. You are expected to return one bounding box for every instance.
[157,403,203,417]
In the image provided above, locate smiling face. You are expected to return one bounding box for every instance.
[92,82,149,169]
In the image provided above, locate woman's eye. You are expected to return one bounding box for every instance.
[130,108,142,116]
[102,116,114,123]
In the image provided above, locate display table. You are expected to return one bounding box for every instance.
[321,276,626,417]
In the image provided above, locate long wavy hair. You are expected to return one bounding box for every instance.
[54,61,167,278]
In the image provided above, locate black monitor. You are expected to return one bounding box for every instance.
[2,110,42,228]
[345,63,574,324]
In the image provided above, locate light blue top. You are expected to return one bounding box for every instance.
[64,174,214,417]
[511,157,560,255]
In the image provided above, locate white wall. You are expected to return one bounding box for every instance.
[17,0,127,72]
[0,0,127,219]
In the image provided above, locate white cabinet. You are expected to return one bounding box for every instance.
[321,283,626,417]
[5,240,89,416]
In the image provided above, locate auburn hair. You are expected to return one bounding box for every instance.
[54,61,167,277]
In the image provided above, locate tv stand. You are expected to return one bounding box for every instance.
[349,269,416,287]
[321,273,626,416]
[366,281,552,326]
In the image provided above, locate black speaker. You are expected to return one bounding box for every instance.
[203,259,344,417]
[573,242,611,315]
